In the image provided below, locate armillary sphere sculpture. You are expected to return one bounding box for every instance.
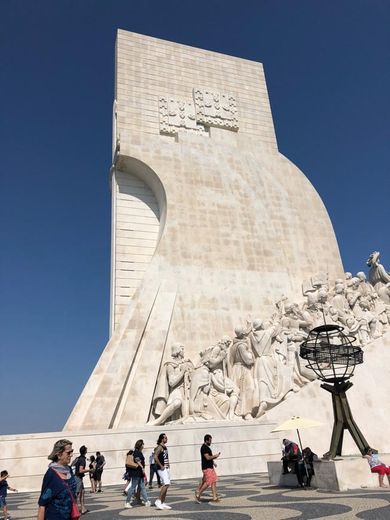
[300,324,370,459]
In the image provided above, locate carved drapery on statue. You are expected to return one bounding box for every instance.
[149,252,390,425]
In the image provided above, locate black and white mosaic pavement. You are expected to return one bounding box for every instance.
[5,473,390,520]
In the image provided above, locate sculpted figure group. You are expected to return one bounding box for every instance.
[150,252,390,425]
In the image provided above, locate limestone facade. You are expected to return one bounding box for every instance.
[64,30,343,432]
[2,31,390,495]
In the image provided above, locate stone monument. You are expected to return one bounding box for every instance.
[2,30,390,493]
[65,30,343,431]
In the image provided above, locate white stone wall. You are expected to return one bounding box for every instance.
[66,30,343,431]
[108,30,343,346]
[112,170,160,330]
[115,30,277,147]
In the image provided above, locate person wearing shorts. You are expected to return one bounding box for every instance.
[364,448,390,487]
[94,452,106,492]
[154,433,172,510]
[73,445,90,515]
[195,434,221,503]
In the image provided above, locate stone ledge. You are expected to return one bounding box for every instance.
[267,461,317,488]
[269,457,390,491]
[313,457,386,491]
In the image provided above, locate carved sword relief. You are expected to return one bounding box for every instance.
[159,89,239,135]
[159,96,206,135]
[193,88,239,131]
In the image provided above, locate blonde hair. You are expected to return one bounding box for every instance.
[48,439,72,461]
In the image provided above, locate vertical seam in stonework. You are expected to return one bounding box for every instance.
[108,284,161,428]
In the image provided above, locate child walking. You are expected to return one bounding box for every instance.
[0,470,18,520]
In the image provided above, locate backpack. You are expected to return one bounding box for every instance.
[149,450,155,466]
[70,456,79,475]
[71,456,85,477]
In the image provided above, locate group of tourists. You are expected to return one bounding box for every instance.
[123,432,220,510]
[17,433,219,518]
[4,434,389,519]
[69,445,106,514]
[35,440,105,519]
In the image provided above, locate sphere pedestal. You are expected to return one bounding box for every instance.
[321,381,369,459]
[300,324,370,459]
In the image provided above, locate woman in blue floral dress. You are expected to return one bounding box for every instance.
[37,439,78,520]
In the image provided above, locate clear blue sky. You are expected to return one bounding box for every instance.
[1,1,389,435]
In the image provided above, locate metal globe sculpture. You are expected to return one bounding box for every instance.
[300,324,363,383]
[300,324,370,459]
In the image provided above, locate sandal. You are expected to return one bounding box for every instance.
[211,497,221,502]
[195,492,201,503]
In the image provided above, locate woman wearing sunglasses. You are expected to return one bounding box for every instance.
[37,439,80,519]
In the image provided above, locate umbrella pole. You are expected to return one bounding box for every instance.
[296,428,303,452]
[296,429,310,484]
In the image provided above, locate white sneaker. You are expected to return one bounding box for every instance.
[144,500,151,506]
[161,503,172,509]
[124,501,132,508]
[155,499,164,510]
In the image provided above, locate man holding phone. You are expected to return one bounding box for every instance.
[195,434,221,503]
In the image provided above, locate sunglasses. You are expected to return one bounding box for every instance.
[64,449,74,454]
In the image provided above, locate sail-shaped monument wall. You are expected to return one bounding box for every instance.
[64,30,343,432]
[0,31,351,492]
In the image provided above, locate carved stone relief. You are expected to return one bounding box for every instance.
[193,88,239,131]
[149,252,390,425]
[159,96,206,135]
[159,88,239,136]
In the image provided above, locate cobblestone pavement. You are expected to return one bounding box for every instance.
[5,473,390,520]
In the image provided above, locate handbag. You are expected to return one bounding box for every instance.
[126,454,138,469]
[63,480,80,520]
[70,500,81,519]
[51,468,81,520]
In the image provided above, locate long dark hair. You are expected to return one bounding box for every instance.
[157,433,166,445]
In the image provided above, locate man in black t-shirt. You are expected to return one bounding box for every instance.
[95,452,106,492]
[73,445,90,514]
[195,434,220,503]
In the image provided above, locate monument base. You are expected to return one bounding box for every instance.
[313,457,390,491]
[268,457,390,491]
[0,420,281,492]
[267,461,317,488]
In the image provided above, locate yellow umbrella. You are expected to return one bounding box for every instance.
[271,416,323,433]
[271,415,323,450]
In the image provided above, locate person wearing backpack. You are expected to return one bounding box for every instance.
[73,445,90,514]
[148,449,161,489]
